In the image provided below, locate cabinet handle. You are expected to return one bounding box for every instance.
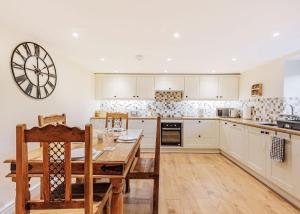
[137,95,139,98]
[220,96,223,98]
[133,95,136,98]
[141,120,144,123]
[186,95,188,98]
[233,124,236,127]
[198,121,201,123]
[225,122,228,125]
[265,131,270,135]
[216,96,219,99]
[261,131,265,134]
[114,96,117,98]
[169,88,171,90]
[198,135,201,138]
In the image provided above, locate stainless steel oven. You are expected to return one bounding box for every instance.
[161,122,182,146]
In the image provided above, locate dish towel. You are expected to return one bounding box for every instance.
[270,136,285,162]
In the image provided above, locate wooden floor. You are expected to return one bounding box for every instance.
[124,153,300,214]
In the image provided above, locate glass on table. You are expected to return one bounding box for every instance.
[102,129,115,144]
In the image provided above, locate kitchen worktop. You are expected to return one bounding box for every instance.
[91,116,300,136]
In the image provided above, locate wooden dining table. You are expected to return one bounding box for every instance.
[4,129,143,214]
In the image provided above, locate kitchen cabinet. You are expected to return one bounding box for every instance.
[266,132,294,196]
[228,123,247,163]
[128,119,157,148]
[246,127,271,177]
[136,76,155,99]
[198,76,239,100]
[292,135,300,200]
[154,76,184,91]
[220,121,231,152]
[218,76,239,99]
[183,120,219,148]
[97,75,137,99]
[199,76,219,99]
[184,76,199,99]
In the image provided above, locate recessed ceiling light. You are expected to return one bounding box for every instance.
[163,70,168,73]
[232,58,237,62]
[113,70,119,73]
[211,70,216,73]
[272,32,280,38]
[173,32,180,39]
[72,32,79,38]
[99,58,105,61]
[167,58,172,62]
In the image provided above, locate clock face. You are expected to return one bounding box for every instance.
[11,42,57,99]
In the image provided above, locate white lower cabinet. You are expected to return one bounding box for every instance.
[183,120,219,148]
[292,135,300,200]
[128,119,156,148]
[246,127,272,177]
[220,121,231,152]
[228,123,247,163]
[266,132,294,195]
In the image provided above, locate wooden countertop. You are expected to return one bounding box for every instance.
[91,116,300,136]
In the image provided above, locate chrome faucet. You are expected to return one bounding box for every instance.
[289,104,294,116]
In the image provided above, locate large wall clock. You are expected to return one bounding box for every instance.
[11,42,57,99]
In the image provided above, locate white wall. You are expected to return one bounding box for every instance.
[284,59,300,97]
[0,27,95,212]
[239,51,300,99]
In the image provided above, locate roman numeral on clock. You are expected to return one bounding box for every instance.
[12,62,24,70]
[36,86,41,99]
[25,83,33,95]
[15,74,27,85]
[47,81,55,89]
[15,49,27,62]
[22,43,32,57]
[34,44,40,57]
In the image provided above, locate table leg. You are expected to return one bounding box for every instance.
[111,178,124,214]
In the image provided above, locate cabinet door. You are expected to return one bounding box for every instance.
[101,76,137,99]
[199,76,219,99]
[229,124,247,163]
[220,121,231,152]
[95,75,103,99]
[266,132,294,195]
[137,76,155,99]
[184,76,199,99]
[128,119,156,148]
[184,120,219,148]
[218,76,239,100]
[154,76,184,90]
[292,135,300,200]
[247,127,267,177]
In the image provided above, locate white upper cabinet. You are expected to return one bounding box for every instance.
[154,76,184,91]
[199,75,239,100]
[184,76,199,99]
[199,76,219,99]
[218,76,239,100]
[100,75,137,99]
[136,76,155,99]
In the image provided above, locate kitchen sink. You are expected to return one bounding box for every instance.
[256,122,278,127]
[277,119,300,131]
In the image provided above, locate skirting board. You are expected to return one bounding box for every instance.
[0,183,40,214]
[221,151,300,209]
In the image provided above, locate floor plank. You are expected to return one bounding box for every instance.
[124,153,300,214]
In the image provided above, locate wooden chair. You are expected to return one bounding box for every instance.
[126,116,161,214]
[105,112,128,129]
[38,114,67,199]
[38,114,66,127]
[15,124,112,214]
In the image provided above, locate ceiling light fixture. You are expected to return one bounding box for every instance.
[272,32,280,38]
[99,58,105,61]
[72,32,79,38]
[232,58,237,62]
[173,32,180,39]
[113,70,119,73]
[167,58,172,62]
[164,70,168,73]
[211,70,216,73]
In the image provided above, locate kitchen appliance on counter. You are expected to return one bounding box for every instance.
[242,106,252,120]
[216,108,239,118]
[161,122,182,146]
[277,119,300,131]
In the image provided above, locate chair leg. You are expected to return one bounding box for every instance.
[125,178,130,193]
[104,192,112,214]
[152,177,159,214]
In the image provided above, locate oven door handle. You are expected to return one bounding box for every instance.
[162,128,181,131]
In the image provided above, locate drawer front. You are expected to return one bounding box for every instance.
[184,137,218,148]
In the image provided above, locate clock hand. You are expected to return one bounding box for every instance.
[25,67,36,72]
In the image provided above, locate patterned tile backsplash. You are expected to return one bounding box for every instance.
[96,97,300,122]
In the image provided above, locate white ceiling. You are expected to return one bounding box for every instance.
[1,0,300,74]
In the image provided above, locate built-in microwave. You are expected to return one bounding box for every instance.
[216,108,231,117]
